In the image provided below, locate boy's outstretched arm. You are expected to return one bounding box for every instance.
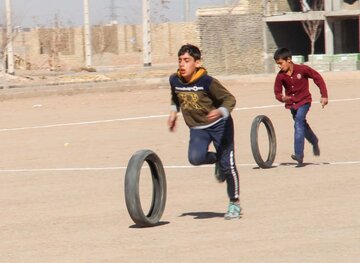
[168,111,178,132]
[320,97,328,108]
[306,66,329,108]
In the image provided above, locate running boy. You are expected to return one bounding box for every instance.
[167,44,240,219]
[273,47,328,165]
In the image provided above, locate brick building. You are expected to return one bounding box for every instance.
[1,0,359,75]
[198,0,360,74]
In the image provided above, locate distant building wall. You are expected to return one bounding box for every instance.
[265,0,295,13]
[341,0,360,10]
[197,1,264,75]
[8,22,198,71]
[4,0,359,74]
[198,13,264,75]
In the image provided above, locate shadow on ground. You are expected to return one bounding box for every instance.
[180,212,225,219]
[252,162,331,169]
[129,221,170,229]
[278,162,330,168]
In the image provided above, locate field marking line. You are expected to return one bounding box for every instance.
[233,97,360,111]
[0,97,359,133]
[0,114,169,132]
[0,160,359,173]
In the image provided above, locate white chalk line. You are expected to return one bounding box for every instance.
[0,114,169,132]
[0,97,359,133]
[0,160,359,173]
[0,97,358,173]
[233,97,360,111]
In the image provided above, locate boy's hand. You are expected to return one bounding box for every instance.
[168,111,177,132]
[282,95,292,103]
[320,97,328,108]
[207,109,222,122]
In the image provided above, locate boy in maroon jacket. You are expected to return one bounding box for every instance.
[273,47,328,165]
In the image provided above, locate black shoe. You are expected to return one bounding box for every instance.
[291,154,303,164]
[313,143,320,156]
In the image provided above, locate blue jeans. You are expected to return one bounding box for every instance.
[291,103,318,158]
[188,116,239,201]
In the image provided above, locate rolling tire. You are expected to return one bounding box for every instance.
[250,115,277,169]
[124,149,167,227]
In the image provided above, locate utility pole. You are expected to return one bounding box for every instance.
[184,0,190,21]
[142,0,151,67]
[5,0,14,74]
[107,0,120,24]
[83,0,92,68]
[324,0,334,54]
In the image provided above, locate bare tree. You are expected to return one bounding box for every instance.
[38,13,74,71]
[300,0,324,54]
[0,20,20,73]
[0,25,6,72]
[300,0,311,12]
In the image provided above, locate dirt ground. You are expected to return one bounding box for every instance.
[0,70,359,263]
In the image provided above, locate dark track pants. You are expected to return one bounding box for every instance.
[188,116,239,201]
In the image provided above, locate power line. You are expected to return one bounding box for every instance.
[105,0,120,24]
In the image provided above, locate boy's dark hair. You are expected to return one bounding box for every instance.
[178,44,201,60]
[273,47,292,61]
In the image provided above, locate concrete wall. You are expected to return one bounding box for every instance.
[196,0,266,75]
[198,12,264,75]
[6,22,199,71]
[342,0,360,10]
[265,0,297,14]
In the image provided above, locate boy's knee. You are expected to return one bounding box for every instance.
[188,156,203,166]
[294,119,305,129]
[188,152,205,166]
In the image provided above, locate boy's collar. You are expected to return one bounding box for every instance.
[178,67,207,83]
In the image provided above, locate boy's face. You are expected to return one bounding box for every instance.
[178,52,201,82]
[275,58,292,72]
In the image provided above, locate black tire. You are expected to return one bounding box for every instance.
[250,115,277,169]
[124,149,167,227]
